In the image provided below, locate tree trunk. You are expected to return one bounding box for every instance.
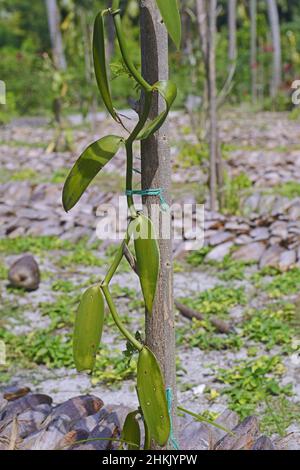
[196,0,208,66]
[140,0,177,449]
[250,0,257,103]
[266,0,282,98]
[207,0,218,212]
[45,0,67,70]
[228,0,237,65]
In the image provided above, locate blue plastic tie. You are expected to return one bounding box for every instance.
[125,188,169,211]
[166,387,180,450]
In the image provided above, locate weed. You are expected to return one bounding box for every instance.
[223,172,252,215]
[217,356,293,419]
[182,285,246,318]
[0,262,7,280]
[186,246,211,266]
[0,236,73,255]
[263,268,300,298]
[261,396,300,437]
[177,141,209,168]
[51,279,76,293]
[242,306,295,351]
[178,318,243,351]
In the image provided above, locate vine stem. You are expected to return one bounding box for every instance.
[125,91,152,217]
[101,284,143,352]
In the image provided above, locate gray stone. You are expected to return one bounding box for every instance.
[232,242,266,262]
[270,221,288,240]
[278,250,296,272]
[275,432,300,450]
[209,231,234,246]
[8,255,40,291]
[259,244,285,269]
[205,242,233,262]
[250,227,269,241]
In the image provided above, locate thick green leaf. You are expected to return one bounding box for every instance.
[137,347,170,446]
[93,11,120,123]
[73,285,104,373]
[138,81,177,140]
[156,0,181,50]
[122,411,141,450]
[63,135,122,211]
[129,214,160,313]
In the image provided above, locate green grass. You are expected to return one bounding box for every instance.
[180,285,246,318]
[241,305,296,352]
[261,396,300,437]
[0,262,7,280]
[263,268,300,298]
[217,355,292,419]
[11,168,39,182]
[0,140,47,149]
[0,236,74,255]
[272,181,300,199]
[177,318,242,351]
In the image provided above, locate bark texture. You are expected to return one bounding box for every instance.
[250,0,258,103]
[140,0,177,450]
[45,0,67,70]
[266,0,282,98]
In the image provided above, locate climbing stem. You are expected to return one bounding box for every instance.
[102,233,130,286]
[125,91,152,216]
[112,9,152,93]
[101,284,143,352]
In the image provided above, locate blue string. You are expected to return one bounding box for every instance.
[166,387,180,450]
[125,188,169,211]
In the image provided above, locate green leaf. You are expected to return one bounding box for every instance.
[73,286,105,373]
[156,0,181,50]
[122,411,141,450]
[129,214,160,313]
[137,347,170,446]
[138,81,177,140]
[63,135,122,211]
[93,11,120,123]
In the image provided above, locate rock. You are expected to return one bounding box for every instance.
[205,242,233,262]
[0,394,52,422]
[250,227,269,241]
[270,221,288,240]
[8,255,40,291]
[225,222,249,234]
[278,250,296,272]
[214,416,260,450]
[209,231,235,246]
[232,242,266,262]
[252,436,275,450]
[259,245,285,269]
[179,419,215,450]
[0,395,8,414]
[3,386,31,402]
[21,415,73,450]
[235,235,253,245]
[49,395,104,424]
[2,404,52,441]
[274,432,300,450]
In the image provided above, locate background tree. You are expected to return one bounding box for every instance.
[250,0,258,103]
[266,0,282,98]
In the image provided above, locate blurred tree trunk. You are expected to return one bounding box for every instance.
[266,0,282,98]
[140,0,177,450]
[107,0,115,60]
[196,0,220,211]
[228,0,237,65]
[45,0,67,70]
[250,0,257,103]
